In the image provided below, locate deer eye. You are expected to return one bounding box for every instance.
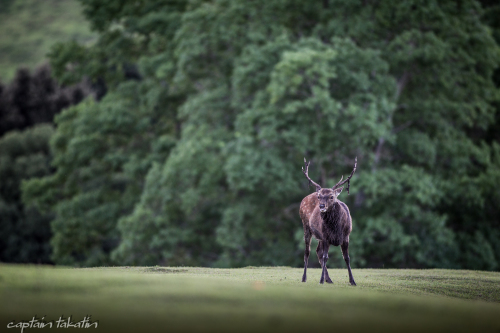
[330,196,334,199]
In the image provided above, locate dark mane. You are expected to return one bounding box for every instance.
[320,202,343,246]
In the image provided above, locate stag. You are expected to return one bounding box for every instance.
[299,157,357,285]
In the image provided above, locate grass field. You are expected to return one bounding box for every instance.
[1,265,500,333]
[0,0,95,82]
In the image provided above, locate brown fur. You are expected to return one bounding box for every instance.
[301,192,351,246]
[299,159,357,285]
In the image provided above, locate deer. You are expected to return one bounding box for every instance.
[299,157,357,285]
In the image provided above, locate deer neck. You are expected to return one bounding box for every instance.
[320,202,341,228]
[320,202,343,246]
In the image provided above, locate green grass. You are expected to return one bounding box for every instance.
[0,0,95,83]
[1,265,500,333]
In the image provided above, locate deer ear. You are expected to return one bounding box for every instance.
[334,186,344,196]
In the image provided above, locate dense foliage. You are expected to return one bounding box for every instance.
[0,124,54,263]
[0,65,89,136]
[23,0,500,269]
[0,65,91,263]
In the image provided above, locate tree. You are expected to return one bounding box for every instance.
[0,124,54,263]
[0,64,92,264]
[23,80,178,266]
[26,0,500,269]
[0,64,90,136]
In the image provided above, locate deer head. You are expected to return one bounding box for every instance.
[302,157,357,213]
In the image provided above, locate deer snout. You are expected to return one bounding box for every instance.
[319,203,326,212]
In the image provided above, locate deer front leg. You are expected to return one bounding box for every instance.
[302,227,312,283]
[317,241,333,284]
[341,241,356,286]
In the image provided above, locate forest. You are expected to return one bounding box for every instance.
[1,0,500,270]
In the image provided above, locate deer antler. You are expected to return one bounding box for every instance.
[302,158,322,192]
[332,157,357,195]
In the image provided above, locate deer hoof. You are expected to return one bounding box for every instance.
[350,281,357,286]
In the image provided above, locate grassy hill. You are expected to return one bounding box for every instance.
[0,0,95,83]
[1,265,500,332]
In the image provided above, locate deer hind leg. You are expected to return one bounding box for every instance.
[341,241,356,286]
[302,227,312,282]
[318,241,332,284]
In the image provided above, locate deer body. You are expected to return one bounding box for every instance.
[300,193,351,246]
[300,158,357,285]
